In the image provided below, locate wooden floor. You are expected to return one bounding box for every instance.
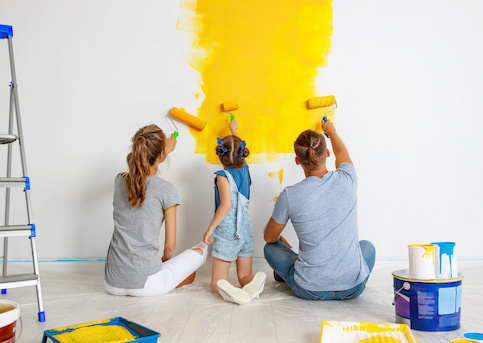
[4,259,483,342]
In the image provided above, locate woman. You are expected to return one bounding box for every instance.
[104,124,208,296]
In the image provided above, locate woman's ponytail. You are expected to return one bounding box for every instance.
[125,125,166,208]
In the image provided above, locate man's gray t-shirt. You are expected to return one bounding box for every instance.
[272,163,369,292]
[105,173,180,289]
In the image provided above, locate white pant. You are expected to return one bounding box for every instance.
[104,242,209,297]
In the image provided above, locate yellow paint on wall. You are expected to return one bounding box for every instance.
[267,166,284,202]
[178,0,333,163]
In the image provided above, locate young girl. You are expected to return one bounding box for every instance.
[203,119,266,305]
[104,124,209,296]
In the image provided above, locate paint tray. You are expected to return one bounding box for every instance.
[42,317,160,343]
[320,321,418,343]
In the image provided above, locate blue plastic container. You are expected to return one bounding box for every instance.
[42,317,160,343]
[393,269,463,331]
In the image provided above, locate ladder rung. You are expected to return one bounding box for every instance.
[0,134,18,144]
[0,177,27,188]
[0,225,33,237]
[0,273,39,288]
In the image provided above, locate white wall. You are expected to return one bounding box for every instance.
[1,0,482,261]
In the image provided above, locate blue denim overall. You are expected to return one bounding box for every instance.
[212,170,254,262]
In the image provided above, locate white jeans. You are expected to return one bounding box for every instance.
[104,242,209,297]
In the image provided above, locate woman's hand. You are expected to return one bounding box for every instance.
[165,134,177,155]
[203,227,214,245]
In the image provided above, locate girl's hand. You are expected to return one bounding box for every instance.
[165,134,177,155]
[229,119,239,137]
[203,228,214,245]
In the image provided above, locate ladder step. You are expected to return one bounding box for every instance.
[0,225,33,237]
[0,133,18,144]
[0,273,39,289]
[0,177,28,188]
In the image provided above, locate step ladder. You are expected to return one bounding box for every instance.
[0,24,45,322]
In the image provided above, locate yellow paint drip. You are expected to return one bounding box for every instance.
[54,325,136,343]
[178,0,333,163]
[409,244,436,265]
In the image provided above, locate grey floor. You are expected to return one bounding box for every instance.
[3,259,483,342]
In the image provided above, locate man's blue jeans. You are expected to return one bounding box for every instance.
[263,240,376,300]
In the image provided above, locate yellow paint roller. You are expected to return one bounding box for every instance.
[221,100,239,121]
[168,107,207,138]
[306,95,336,112]
[306,95,337,137]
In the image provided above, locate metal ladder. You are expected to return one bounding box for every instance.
[0,24,45,322]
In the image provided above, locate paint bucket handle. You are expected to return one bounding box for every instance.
[16,315,23,341]
[392,282,410,305]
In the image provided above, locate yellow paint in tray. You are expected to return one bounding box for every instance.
[54,325,136,343]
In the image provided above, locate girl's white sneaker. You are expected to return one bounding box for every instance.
[242,272,266,300]
[217,279,251,305]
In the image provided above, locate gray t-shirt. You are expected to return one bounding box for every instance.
[104,173,180,289]
[272,163,369,291]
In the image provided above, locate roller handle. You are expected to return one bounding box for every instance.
[322,117,329,138]
[222,109,235,121]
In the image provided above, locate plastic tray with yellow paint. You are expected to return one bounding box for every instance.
[320,321,418,343]
[42,317,160,343]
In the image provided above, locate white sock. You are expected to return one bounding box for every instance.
[242,272,267,300]
[217,279,251,305]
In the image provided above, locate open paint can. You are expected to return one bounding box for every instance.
[393,269,463,331]
[432,242,457,279]
[0,300,20,343]
[408,244,436,279]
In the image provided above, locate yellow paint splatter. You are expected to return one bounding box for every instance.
[267,168,284,185]
[178,0,333,163]
[267,166,284,202]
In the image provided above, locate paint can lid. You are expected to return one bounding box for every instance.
[464,332,483,341]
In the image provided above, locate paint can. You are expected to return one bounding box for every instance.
[408,244,436,279]
[432,242,457,279]
[0,300,20,343]
[393,269,463,331]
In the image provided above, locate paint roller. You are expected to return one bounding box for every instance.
[221,100,239,121]
[167,107,207,139]
[306,95,337,138]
